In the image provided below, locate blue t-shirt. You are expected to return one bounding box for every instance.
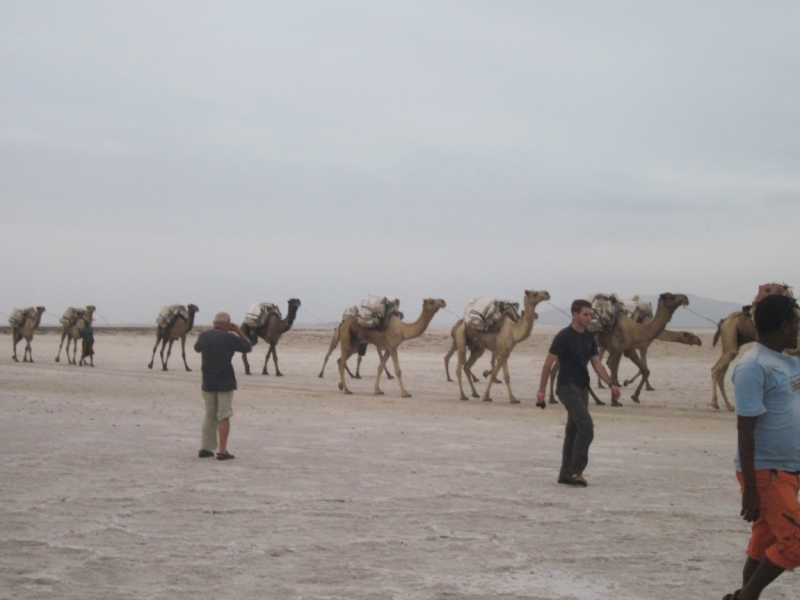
[549,326,599,388]
[733,344,800,473]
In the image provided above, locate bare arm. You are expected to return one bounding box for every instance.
[536,353,558,406]
[738,415,760,521]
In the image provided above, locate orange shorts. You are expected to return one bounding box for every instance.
[737,470,800,570]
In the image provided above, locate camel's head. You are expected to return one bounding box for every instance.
[187,304,199,314]
[288,298,302,311]
[683,332,702,346]
[85,305,96,314]
[524,290,551,307]
[36,306,46,314]
[423,298,447,314]
[658,293,690,312]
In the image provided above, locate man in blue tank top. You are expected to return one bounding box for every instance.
[537,299,620,486]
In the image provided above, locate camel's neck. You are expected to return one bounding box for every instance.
[85,311,94,326]
[399,307,437,340]
[31,312,44,329]
[639,301,674,339]
[281,306,299,333]
[510,305,537,343]
[187,310,196,329]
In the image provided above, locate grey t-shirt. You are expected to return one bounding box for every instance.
[194,329,252,392]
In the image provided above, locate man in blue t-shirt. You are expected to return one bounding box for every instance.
[723,294,800,600]
[536,299,620,487]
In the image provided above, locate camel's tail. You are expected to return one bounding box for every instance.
[712,319,723,347]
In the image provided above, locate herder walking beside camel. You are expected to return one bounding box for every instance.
[193,312,252,461]
[536,299,620,487]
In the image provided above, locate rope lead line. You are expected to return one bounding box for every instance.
[300,306,327,325]
[682,305,720,326]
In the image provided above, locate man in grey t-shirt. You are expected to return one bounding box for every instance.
[193,312,252,460]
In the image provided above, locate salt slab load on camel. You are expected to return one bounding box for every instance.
[60,307,91,328]
[621,296,653,324]
[243,303,282,328]
[463,297,521,331]
[8,307,36,328]
[357,295,400,329]
[587,293,623,334]
[156,305,190,329]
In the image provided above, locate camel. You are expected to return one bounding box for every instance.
[337,298,446,397]
[318,323,395,380]
[620,325,702,390]
[710,311,757,411]
[455,290,550,403]
[547,323,702,404]
[55,306,96,364]
[241,299,301,376]
[597,293,690,406]
[11,306,45,363]
[443,307,522,383]
[147,304,199,371]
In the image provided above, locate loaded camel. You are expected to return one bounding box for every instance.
[337,298,446,397]
[443,306,522,383]
[318,312,398,380]
[710,284,796,410]
[597,293,690,406]
[147,304,199,371]
[241,299,301,376]
[456,290,550,403]
[11,306,46,363]
[55,305,96,365]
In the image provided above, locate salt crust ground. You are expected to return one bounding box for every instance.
[1,326,796,600]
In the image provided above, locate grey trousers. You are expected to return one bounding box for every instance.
[556,383,594,478]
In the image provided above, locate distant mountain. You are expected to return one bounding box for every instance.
[535,294,743,328]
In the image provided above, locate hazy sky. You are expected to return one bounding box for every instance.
[2,1,798,325]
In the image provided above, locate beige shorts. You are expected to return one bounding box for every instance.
[202,390,234,421]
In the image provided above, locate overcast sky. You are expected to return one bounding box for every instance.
[1,1,798,325]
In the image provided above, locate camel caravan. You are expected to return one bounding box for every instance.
[8,282,798,412]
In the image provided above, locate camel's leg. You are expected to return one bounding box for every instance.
[55,329,67,362]
[456,352,469,401]
[481,354,506,402]
[262,346,271,375]
[69,337,78,365]
[623,349,649,404]
[11,330,19,362]
[337,351,355,394]
[24,337,34,363]
[163,339,174,371]
[639,347,654,391]
[180,336,191,372]
[242,352,252,375]
[387,348,409,397]
[270,344,282,376]
[623,370,642,386]
[588,385,605,406]
[711,350,738,411]
[148,330,162,369]
[444,339,456,382]
[319,328,339,378]
[500,359,518,404]
[380,349,395,380]
[373,349,388,395]
[605,351,624,406]
[464,349,483,398]
[596,348,606,388]
[482,355,501,384]
[355,354,363,378]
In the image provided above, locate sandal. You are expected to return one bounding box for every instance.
[216,451,235,461]
[198,450,215,458]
